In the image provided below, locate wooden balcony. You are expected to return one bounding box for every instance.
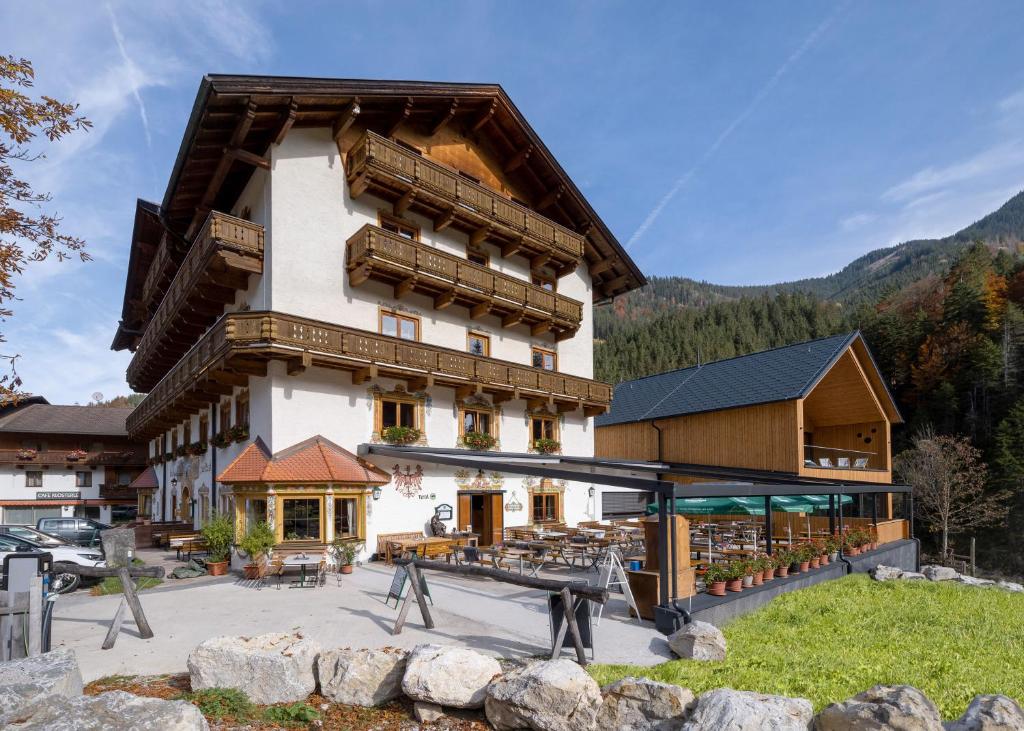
[346,131,585,275]
[346,225,582,340]
[127,311,612,438]
[127,212,264,392]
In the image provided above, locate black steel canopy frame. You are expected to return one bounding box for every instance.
[359,444,912,633]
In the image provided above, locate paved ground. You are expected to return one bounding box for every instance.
[53,560,673,681]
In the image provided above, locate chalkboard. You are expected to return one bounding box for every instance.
[385,564,432,608]
[548,592,593,653]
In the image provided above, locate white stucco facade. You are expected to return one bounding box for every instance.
[147,126,603,558]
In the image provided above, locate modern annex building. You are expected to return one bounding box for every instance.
[112,75,644,555]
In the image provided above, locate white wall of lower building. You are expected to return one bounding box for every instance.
[0,466,112,524]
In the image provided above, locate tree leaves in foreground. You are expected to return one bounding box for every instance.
[0,55,91,402]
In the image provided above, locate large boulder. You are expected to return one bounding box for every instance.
[922,565,960,582]
[0,648,84,726]
[187,633,320,705]
[100,527,136,568]
[401,644,500,709]
[946,694,1024,731]
[815,685,943,731]
[957,576,996,588]
[7,690,208,730]
[485,659,602,731]
[682,688,813,730]
[997,580,1024,593]
[596,676,693,730]
[870,565,904,582]
[667,621,726,661]
[317,647,407,707]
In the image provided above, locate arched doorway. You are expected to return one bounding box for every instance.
[179,486,192,522]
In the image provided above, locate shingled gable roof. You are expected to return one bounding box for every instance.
[597,332,902,428]
[0,404,132,436]
[128,466,159,490]
[218,435,390,485]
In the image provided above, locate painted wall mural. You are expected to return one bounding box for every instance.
[392,464,425,498]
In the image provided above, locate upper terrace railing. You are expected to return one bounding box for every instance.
[127,311,612,437]
[346,224,582,337]
[127,211,264,392]
[346,131,585,272]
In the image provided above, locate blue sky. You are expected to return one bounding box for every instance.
[4,1,1024,404]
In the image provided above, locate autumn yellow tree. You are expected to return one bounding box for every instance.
[0,56,91,400]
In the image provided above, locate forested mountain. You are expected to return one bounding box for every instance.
[594,190,1024,573]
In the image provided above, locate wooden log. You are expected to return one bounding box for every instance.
[119,568,154,640]
[405,564,434,630]
[560,587,587,666]
[102,598,128,650]
[394,559,609,604]
[52,562,165,579]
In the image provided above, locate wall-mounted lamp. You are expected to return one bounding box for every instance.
[371,485,383,501]
[588,486,595,498]
[170,478,178,489]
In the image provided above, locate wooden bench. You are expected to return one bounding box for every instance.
[376,532,424,562]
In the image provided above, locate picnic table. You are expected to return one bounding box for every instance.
[385,536,453,564]
[282,554,319,588]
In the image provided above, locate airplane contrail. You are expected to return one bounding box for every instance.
[105,2,153,147]
[625,3,850,251]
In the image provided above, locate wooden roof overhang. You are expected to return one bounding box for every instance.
[112,199,163,351]
[114,76,644,350]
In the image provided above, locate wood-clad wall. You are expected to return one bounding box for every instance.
[805,421,889,470]
[596,401,799,473]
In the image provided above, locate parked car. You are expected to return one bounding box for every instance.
[36,517,111,547]
[0,524,68,548]
[0,534,105,594]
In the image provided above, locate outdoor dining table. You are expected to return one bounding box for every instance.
[385,536,453,564]
[535,530,567,539]
[282,554,319,588]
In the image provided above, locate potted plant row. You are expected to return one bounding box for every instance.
[210,431,232,449]
[532,438,561,454]
[462,430,496,450]
[228,424,249,443]
[65,448,88,461]
[16,448,37,461]
[187,441,207,456]
[381,425,421,445]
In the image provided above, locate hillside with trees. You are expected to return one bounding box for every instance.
[595,191,1024,574]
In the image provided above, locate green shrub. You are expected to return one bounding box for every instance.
[201,512,235,563]
[381,425,421,444]
[180,688,254,720]
[262,702,319,724]
[238,521,276,562]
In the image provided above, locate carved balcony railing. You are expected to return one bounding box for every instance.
[127,211,264,392]
[127,311,612,438]
[99,483,139,500]
[346,225,582,339]
[346,131,585,274]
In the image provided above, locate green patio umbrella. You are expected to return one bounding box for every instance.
[645,495,815,516]
[801,494,853,510]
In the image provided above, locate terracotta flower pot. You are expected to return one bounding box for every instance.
[206,560,228,576]
[242,564,259,580]
[776,566,789,578]
[708,581,727,597]
[340,564,354,574]
[753,571,764,586]
[799,561,810,572]
[726,579,743,592]
[764,567,775,580]
[810,557,820,569]
[849,546,860,556]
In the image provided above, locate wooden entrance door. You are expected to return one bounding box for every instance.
[457,492,504,546]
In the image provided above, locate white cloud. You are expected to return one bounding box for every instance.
[839,212,877,231]
[882,139,1024,203]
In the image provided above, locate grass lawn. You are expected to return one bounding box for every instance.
[90,576,163,596]
[590,574,1024,719]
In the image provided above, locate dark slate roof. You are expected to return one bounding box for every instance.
[0,404,132,436]
[597,332,859,427]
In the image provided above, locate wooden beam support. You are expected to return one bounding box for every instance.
[470,226,491,247]
[332,99,361,143]
[501,238,524,258]
[230,148,270,170]
[526,397,547,410]
[537,184,565,211]
[407,374,434,392]
[229,100,258,148]
[531,320,553,337]
[433,207,456,232]
[455,383,482,401]
[470,99,498,132]
[208,370,249,388]
[273,99,298,146]
[287,351,313,376]
[349,263,371,287]
[504,144,533,173]
[387,97,414,137]
[394,189,417,215]
[601,274,630,297]
[491,389,516,404]
[470,302,491,320]
[588,258,616,276]
[352,364,377,385]
[430,99,459,136]
[556,401,578,414]
[583,405,607,418]
[434,290,457,310]
[502,311,524,328]
[531,252,552,270]
[394,276,417,300]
